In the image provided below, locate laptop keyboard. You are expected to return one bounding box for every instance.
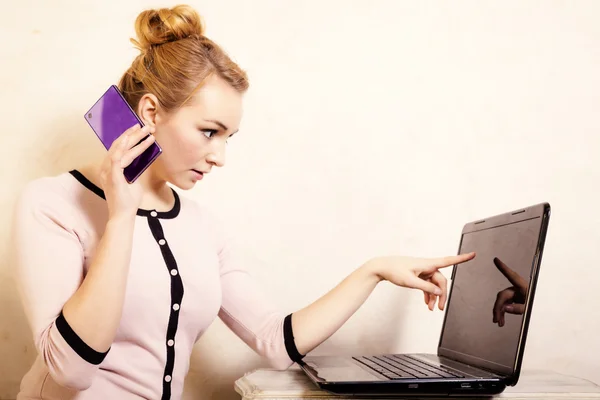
[353,354,466,380]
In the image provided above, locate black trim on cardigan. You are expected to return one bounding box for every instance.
[69,169,181,219]
[55,310,109,365]
[147,215,184,400]
[283,313,305,363]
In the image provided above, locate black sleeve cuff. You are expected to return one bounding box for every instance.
[55,310,109,365]
[283,313,305,363]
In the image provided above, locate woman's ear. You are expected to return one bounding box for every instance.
[137,93,160,127]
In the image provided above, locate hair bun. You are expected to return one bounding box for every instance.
[131,5,204,52]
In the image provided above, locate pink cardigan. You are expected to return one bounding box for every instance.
[11,170,303,400]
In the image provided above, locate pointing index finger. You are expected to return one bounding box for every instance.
[433,252,476,268]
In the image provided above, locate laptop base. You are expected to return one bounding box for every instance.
[300,354,506,397]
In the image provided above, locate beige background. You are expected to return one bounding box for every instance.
[1,1,599,399]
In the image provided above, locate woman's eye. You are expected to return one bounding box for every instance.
[201,129,218,139]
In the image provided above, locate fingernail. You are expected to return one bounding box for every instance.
[434,288,442,295]
[505,305,513,312]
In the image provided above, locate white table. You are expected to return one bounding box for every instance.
[235,366,600,399]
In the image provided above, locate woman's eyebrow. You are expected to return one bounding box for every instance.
[203,119,228,131]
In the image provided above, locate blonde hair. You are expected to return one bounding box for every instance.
[118,4,249,112]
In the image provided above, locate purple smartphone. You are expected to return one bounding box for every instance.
[84,85,162,183]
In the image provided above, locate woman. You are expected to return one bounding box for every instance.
[11,5,475,400]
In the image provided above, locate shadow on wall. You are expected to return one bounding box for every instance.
[0,270,36,399]
[0,111,101,399]
[309,285,412,358]
[355,287,412,355]
[22,112,104,183]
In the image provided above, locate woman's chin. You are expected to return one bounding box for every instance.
[165,175,196,191]
[176,180,197,191]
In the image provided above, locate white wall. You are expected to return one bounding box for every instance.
[1,1,599,399]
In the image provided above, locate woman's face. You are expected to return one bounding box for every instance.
[139,74,243,190]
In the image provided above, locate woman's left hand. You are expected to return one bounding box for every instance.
[366,252,476,311]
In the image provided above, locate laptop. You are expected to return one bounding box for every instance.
[299,202,551,396]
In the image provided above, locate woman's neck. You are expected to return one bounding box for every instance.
[76,163,176,213]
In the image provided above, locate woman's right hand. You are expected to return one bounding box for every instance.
[99,123,156,220]
[366,252,476,311]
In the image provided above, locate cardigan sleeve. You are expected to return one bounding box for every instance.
[11,180,108,390]
[213,220,305,370]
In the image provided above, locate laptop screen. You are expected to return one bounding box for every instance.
[438,214,544,375]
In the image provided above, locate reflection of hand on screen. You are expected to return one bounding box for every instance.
[492,257,528,327]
